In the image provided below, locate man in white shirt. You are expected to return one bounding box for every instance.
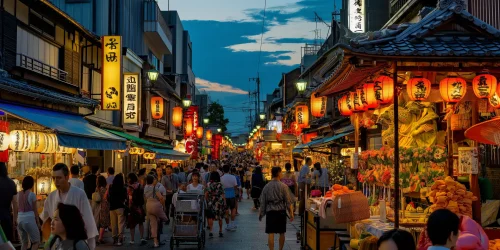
[41,163,98,250]
[106,167,115,186]
[220,165,238,231]
[68,165,84,190]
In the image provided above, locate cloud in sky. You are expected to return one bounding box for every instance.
[196,78,248,95]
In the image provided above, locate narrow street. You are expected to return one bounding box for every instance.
[97,198,302,250]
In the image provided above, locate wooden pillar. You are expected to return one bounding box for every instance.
[393,62,400,229]
[447,104,454,177]
[471,98,481,223]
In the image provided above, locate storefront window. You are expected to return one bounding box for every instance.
[368,136,382,150]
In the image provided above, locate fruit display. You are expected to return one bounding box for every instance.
[325,184,355,197]
[489,239,500,250]
[428,176,478,217]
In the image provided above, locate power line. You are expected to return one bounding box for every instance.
[257,0,267,75]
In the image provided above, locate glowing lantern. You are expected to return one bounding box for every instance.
[129,147,139,154]
[196,127,203,139]
[0,132,9,151]
[363,82,379,110]
[472,73,497,99]
[206,130,212,140]
[310,92,327,118]
[338,95,353,116]
[30,132,47,153]
[295,105,309,128]
[185,119,193,137]
[172,107,183,127]
[407,77,431,101]
[374,75,394,104]
[489,92,500,108]
[43,134,58,153]
[439,76,467,103]
[349,91,365,112]
[9,130,30,151]
[151,97,164,119]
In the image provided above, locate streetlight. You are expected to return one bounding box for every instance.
[203,118,209,124]
[147,69,159,83]
[182,96,192,108]
[256,125,261,129]
[259,113,266,120]
[295,80,307,93]
[217,128,221,133]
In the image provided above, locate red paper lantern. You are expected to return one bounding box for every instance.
[295,105,309,128]
[196,127,203,139]
[172,107,183,127]
[407,77,431,101]
[439,76,467,103]
[206,130,212,140]
[184,119,193,137]
[362,82,379,110]
[338,95,353,116]
[310,92,327,118]
[350,91,365,112]
[374,75,394,104]
[472,73,497,99]
[151,97,164,119]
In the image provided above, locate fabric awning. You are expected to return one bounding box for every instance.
[0,103,126,150]
[293,125,355,151]
[148,147,191,161]
[105,129,172,149]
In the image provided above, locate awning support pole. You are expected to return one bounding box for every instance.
[393,62,400,229]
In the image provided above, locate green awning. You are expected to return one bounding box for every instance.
[105,129,172,149]
[147,147,191,161]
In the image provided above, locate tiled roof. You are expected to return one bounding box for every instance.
[348,0,500,57]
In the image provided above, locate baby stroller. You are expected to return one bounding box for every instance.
[170,192,206,249]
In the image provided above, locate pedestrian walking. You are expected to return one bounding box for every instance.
[221,165,238,231]
[426,209,460,250]
[83,166,98,203]
[298,157,312,215]
[187,172,203,193]
[16,176,41,250]
[378,229,416,250]
[46,203,89,250]
[259,167,294,250]
[127,173,146,245]
[281,163,297,213]
[161,165,179,225]
[251,166,265,209]
[312,162,329,195]
[244,166,252,199]
[41,163,97,249]
[231,167,242,214]
[108,173,127,246]
[69,165,84,190]
[144,175,168,248]
[205,171,227,238]
[0,162,17,243]
[137,168,147,187]
[95,176,109,245]
[106,167,115,186]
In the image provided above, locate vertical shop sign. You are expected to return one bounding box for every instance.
[123,73,139,124]
[349,0,365,33]
[102,36,122,110]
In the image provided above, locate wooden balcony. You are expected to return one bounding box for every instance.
[16,53,69,84]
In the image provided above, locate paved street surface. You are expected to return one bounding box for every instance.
[97,197,302,250]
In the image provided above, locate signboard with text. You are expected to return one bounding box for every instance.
[102,36,122,110]
[123,73,139,124]
[349,0,365,33]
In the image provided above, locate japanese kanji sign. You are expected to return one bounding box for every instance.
[123,73,139,124]
[102,36,122,110]
[349,0,365,33]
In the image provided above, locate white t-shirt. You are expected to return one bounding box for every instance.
[187,183,203,192]
[69,178,84,190]
[220,174,237,189]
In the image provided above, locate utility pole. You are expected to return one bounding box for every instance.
[249,76,261,125]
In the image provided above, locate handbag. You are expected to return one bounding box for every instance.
[310,175,322,197]
[92,190,101,203]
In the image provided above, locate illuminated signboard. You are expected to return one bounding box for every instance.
[102,36,122,110]
[349,0,365,33]
[123,73,139,124]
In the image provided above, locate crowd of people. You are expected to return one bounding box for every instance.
[0,152,470,250]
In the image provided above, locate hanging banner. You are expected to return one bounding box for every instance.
[349,0,365,33]
[102,36,122,110]
[123,73,139,124]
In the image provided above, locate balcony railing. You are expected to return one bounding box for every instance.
[17,54,68,83]
[144,0,173,44]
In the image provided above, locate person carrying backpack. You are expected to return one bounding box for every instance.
[127,173,146,245]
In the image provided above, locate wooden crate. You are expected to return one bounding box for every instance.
[306,224,336,250]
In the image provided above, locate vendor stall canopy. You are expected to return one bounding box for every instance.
[0,103,126,150]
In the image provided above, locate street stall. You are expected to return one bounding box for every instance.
[292,1,500,248]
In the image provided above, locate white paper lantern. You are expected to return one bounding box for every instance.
[9,130,30,151]
[43,134,58,153]
[0,132,10,151]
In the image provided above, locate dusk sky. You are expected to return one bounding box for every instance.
[160,0,338,135]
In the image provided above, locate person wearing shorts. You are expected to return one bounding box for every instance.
[259,167,294,250]
[17,176,41,250]
[220,165,238,231]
